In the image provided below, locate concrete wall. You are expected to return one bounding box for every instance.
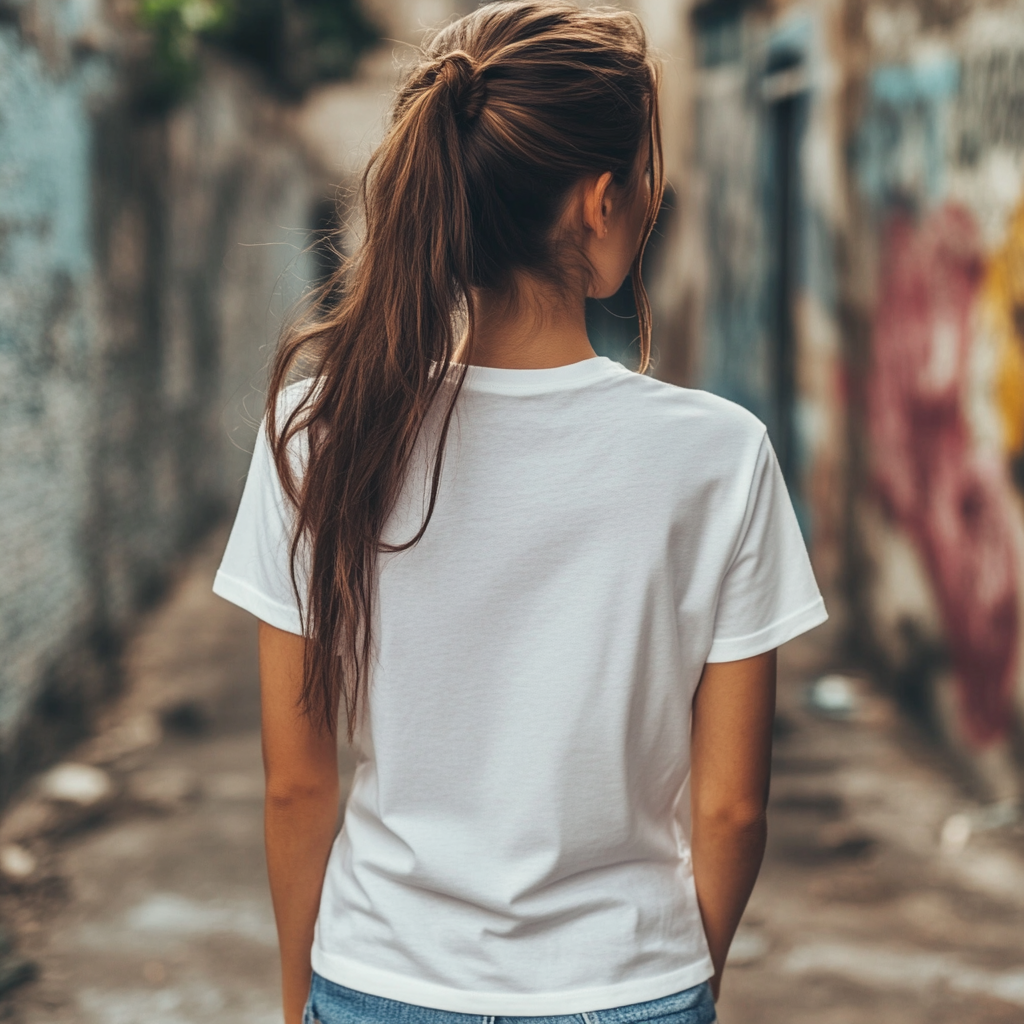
[680,0,1024,798]
[0,1,318,798]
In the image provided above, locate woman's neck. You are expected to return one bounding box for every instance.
[464,280,596,369]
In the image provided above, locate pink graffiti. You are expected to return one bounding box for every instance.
[868,204,1019,747]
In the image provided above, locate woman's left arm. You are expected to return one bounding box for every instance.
[689,649,776,1002]
[259,621,340,1024]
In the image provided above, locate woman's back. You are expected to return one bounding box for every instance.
[212,3,826,1020]
[215,357,824,1014]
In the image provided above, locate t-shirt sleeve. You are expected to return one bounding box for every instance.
[212,413,307,635]
[706,430,828,663]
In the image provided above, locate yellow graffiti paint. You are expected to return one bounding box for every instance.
[982,198,1024,457]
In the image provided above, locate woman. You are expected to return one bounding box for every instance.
[213,3,827,1022]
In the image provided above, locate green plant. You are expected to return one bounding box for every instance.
[135,0,378,108]
[137,0,233,107]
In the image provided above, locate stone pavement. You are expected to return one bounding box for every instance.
[2,530,1022,1023]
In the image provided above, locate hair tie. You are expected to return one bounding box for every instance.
[432,51,487,128]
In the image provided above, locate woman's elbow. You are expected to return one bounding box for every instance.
[264,773,339,810]
[692,798,768,836]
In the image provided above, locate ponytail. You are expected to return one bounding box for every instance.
[267,1,664,737]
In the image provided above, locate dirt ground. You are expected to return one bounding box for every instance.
[2,529,1022,1023]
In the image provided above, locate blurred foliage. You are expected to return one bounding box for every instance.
[136,0,379,109]
[137,1,231,107]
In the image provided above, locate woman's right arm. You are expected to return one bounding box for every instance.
[690,649,777,1002]
[259,621,341,1024]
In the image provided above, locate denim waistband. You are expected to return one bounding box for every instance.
[303,971,717,1024]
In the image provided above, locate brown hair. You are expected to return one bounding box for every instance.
[267,0,664,737]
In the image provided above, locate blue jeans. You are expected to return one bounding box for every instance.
[303,971,717,1024]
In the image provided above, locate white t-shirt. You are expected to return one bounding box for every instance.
[213,356,827,1016]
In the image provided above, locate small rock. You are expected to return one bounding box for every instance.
[805,674,859,719]
[0,845,37,882]
[40,763,113,807]
[940,801,1017,855]
[940,812,972,854]
[129,768,200,811]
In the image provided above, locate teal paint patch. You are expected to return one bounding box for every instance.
[872,59,959,104]
[857,57,960,208]
[0,29,92,284]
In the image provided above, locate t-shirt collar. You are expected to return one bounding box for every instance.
[454,356,627,396]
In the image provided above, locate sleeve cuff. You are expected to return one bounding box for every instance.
[706,596,828,663]
[212,570,305,636]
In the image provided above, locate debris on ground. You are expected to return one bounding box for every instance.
[940,799,1020,855]
[804,673,859,719]
[39,765,113,809]
[0,847,37,885]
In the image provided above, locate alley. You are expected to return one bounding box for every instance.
[2,532,1023,1024]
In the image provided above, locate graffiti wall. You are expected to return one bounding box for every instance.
[685,0,1024,792]
[853,7,1024,794]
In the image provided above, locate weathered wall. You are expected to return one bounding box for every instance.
[682,0,1024,797]
[682,0,848,610]
[0,1,103,786]
[847,1,1024,799]
[0,1,318,799]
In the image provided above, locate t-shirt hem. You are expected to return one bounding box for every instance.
[212,569,304,635]
[309,946,715,1016]
[706,595,828,663]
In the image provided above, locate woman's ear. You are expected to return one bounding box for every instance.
[582,171,615,240]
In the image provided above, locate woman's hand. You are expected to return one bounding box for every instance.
[259,621,341,1024]
[690,650,776,1001]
